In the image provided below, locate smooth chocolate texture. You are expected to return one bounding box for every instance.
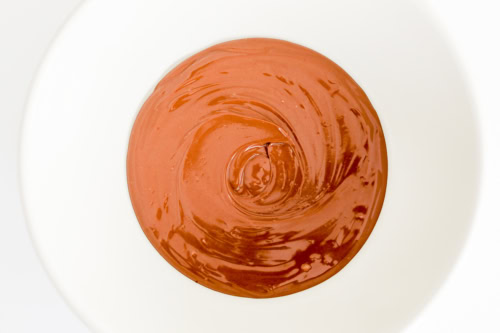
[127,38,388,298]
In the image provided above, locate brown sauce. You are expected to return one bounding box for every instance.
[127,38,388,298]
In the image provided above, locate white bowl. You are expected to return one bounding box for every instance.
[20,0,479,332]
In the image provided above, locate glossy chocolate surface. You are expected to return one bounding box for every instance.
[127,38,388,298]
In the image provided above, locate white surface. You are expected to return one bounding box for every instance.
[405,2,500,332]
[1,1,499,333]
[0,1,87,332]
[18,0,479,333]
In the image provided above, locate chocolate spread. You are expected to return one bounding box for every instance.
[127,38,388,298]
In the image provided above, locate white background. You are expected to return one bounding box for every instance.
[0,1,498,332]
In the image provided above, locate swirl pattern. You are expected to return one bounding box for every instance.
[127,38,388,298]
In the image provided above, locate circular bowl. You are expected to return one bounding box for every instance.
[20,0,479,332]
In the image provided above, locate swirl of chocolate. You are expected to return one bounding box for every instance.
[127,38,388,298]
